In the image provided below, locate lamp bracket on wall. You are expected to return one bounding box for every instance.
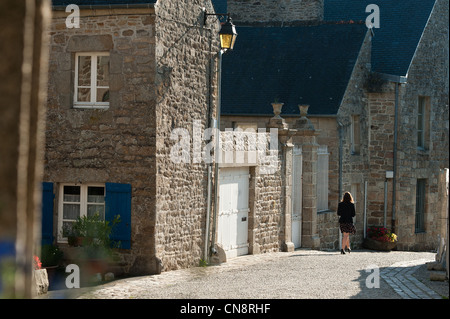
[202,7,230,25]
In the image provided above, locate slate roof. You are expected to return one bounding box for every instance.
[52,0,156,6]
[212,0,227,15]
[221,23,368,116]
[324,0,436,76]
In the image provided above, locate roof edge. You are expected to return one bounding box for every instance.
[52,3,155,10]
[405,0,438,77]
[372,72,408,84]
[336,28,373,113]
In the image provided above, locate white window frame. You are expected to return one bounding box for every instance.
[74,52,110,109]
[350,115,361,155]
[317,145,329,212]
[57,183,105,243]
[417,97,426,149]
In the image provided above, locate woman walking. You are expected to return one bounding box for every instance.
[337,192,356,254]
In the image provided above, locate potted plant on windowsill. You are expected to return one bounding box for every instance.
[64,220,84,247]
[66,213,121,285]
[364,226,398,251]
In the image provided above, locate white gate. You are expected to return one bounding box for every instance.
[292,146,302,248]
[218,167,249,259]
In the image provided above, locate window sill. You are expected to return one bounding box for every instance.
[317,209,334,215]
[417,148,429,155]
[73,103,109,110]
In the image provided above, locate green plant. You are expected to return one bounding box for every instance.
[40,244,64,267]
[66,213,121,249]
[199,259,208,267]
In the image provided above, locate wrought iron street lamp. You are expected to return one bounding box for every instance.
[218,17,237,51]
[203,11,238,52]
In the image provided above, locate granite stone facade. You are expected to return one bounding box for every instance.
[43,0,448,279]
[44,0,222,275]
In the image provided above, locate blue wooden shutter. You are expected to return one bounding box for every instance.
[41,182,54,246]
[105,183,131,249]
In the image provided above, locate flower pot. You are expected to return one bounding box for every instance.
[363,238,397,251]
[44,265,59,289]
[68,236,84,247]
[299,104,310,117]
[271,102,284,119]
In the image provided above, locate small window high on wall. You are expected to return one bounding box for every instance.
[417,96,430,150]
[415,179,426,233]
[350,115,360,155]
[74,52,110,109]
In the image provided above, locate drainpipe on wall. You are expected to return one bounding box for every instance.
[364,181,368,238]
[205,164,212,261]
[204,28,214,263]
[384,179,388,228]
[210,49,224,258]
[392,81,401,233]
[338,121,343,249]
[338,121,343,199]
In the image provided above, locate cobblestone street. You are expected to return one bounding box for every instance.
[42,249,448,300]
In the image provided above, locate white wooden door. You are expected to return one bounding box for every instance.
[218,167,249,259]
[292,147,302,248]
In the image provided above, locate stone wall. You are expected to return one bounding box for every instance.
[227,0,323,25]
[221,114,340,249]
[154,0,221,271]
[251,139,283,253]
[46,0,224,274]
[343,0,449,251]
[317,211,339,249]
[218,130,283,254]
[45,7,158,275]
[366,90,396,227]
[393,0,449,251]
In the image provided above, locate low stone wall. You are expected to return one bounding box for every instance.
[317,211,339,250]
[33,269,49,296]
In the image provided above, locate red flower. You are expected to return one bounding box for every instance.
[33,255,42,270]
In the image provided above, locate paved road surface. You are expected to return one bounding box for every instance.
[42,249,448,300]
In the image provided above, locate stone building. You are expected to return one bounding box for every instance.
[42,0,448,279]
[43,0,223,275]
[220,0,449,252]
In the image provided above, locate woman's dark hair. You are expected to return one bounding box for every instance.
[341,192,354,203]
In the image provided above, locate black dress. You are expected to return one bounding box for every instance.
[337,201,356,234]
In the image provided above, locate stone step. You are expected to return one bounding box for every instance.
[429,270,447,281]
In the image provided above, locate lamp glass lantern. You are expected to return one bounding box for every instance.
[219,17,237,51]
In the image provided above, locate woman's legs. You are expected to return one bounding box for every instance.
[342,232,349,250]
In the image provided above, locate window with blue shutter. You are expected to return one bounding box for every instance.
[41,182,55,246]
[105,183,132,249]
